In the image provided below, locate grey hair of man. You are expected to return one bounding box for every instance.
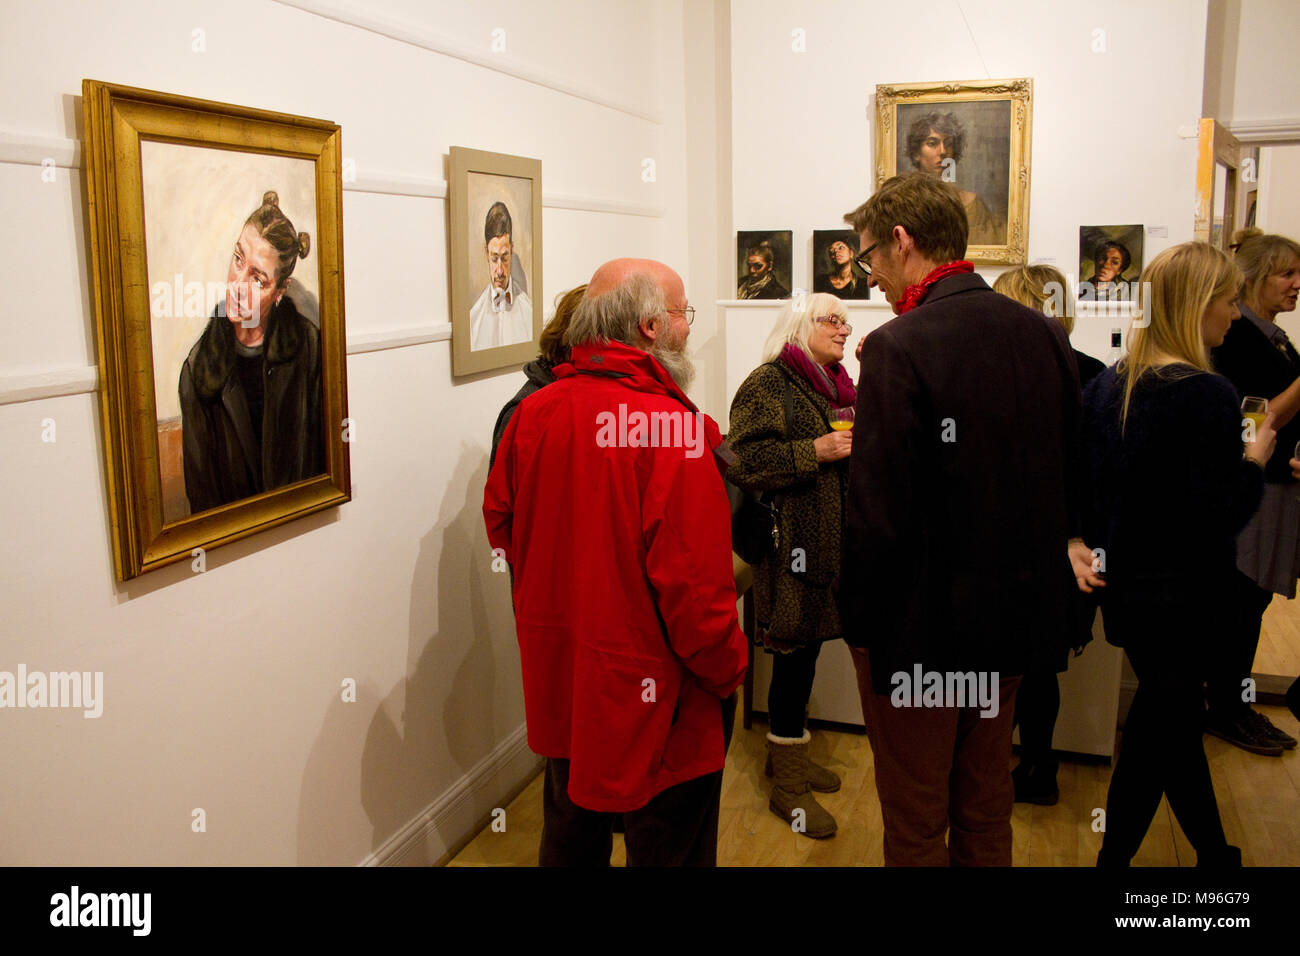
[565,267,695,391]
[565,272,666,348]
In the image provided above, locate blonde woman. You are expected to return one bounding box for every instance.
[727,293,854,839]
[1082,242,1275,867]
[1207,229,1300,755]
[993,264,1106,806]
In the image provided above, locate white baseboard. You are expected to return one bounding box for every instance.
[359,722,542,867]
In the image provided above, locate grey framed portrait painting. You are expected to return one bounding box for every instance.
[876,78,1033,264]
[449,147,543,376]
[81,80,350,580]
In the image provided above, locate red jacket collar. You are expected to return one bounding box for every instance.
[556,341,701,413]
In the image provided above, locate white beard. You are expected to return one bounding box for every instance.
[649,338,696,393]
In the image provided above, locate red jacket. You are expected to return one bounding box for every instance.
[484,341,748,812]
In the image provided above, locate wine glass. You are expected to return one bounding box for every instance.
[829,407,854,432]
[1242,396,1268,441]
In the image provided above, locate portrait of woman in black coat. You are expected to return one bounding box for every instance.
[179,191,323,515]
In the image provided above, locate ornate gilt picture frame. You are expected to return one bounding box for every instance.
[81,80,350,580]
[449,146,543,376]
[875,78,1033,264]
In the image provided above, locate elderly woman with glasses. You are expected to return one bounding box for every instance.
[726,292,856,840]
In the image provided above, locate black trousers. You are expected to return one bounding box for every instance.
[768,642,823,738]
[1101,620,1229,862]
[1013,669,1060,769]
[538,693,736,867]
[1206,570,1273,718]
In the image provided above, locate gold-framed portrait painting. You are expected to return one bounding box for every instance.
[81,80,350,581]
[875,78,1033,264]
[449,146,543,376]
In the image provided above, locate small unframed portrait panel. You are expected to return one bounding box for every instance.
[140,141,318,523]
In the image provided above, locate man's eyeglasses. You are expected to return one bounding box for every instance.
[667,306,695,326]
[854,241,879,277]
[815,316,853,334]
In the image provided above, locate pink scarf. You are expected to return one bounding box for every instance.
[779,343,857,408]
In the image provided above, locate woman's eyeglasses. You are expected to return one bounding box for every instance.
[815,316,853,333]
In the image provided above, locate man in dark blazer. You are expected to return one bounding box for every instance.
[838,173,1081,866]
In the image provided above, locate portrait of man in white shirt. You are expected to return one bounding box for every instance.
[469,200,533,351]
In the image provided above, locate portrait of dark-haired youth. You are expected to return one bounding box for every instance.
[894,102,1012,247]
[813,229,871,299]
[736,230,792,300]
[1079,225,1144,301]
[468,188,534,352]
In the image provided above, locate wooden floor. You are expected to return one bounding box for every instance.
[451,596,1300,867]
[449,699,1300,867]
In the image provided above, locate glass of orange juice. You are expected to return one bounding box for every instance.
[1242,396,1268,439]
[829,407,854,431]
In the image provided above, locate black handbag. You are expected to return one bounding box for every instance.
[727,370,794,566]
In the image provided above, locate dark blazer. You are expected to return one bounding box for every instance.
[179,297,324,514]
[838,272,1082,692]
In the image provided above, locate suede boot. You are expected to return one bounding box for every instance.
[763,731,841,792]
[766,732,837,838]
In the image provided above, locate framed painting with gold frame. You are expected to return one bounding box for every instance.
[81,80,350,580]
[875,78,1033,264]
[449,146,543,376]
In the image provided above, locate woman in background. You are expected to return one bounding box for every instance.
[490,284,586,468]
[727,293,854,840]
[1083,242,1273,867]
[993,264,1105,805]
[1207,228,1300,755]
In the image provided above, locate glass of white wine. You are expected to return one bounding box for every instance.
[829,407,854,432]
[1242,396,1268,440]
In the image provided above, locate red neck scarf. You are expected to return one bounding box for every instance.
[894,260,975,315]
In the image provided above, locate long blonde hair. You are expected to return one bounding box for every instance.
[1119,242,1242,429]
[759,292,848,364]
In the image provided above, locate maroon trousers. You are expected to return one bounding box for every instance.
[850,647,1021,866]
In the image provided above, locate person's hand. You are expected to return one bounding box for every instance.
[1068,537,1106,594]
[855,337,866,361]
[1245,412,1278,468]
[1291,457,1300,481]
[813,430,852,462]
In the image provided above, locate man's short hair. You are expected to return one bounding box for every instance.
[746,241,775,267]
[1094,240,1131,274]
[485,201,512,245]
[843,174,968,265]
[565,272,666,348]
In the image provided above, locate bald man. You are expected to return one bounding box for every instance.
[484,259,747,866]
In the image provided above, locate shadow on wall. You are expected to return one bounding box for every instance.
[294,445,508,864]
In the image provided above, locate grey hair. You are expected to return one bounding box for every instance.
[565,272,667,347]
[760,292,847,363]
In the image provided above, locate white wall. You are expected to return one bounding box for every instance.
[1205,0,1300,129]
[0,0,694,865]
[729,0,1209,365]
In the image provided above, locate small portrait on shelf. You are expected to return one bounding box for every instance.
[450,148,543,375]
[876,79,1033,264]
[812,229,870,300]
[736,230,792,300]
[1078,225,1144,300]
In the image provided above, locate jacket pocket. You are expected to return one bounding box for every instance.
[568,645,680,806]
